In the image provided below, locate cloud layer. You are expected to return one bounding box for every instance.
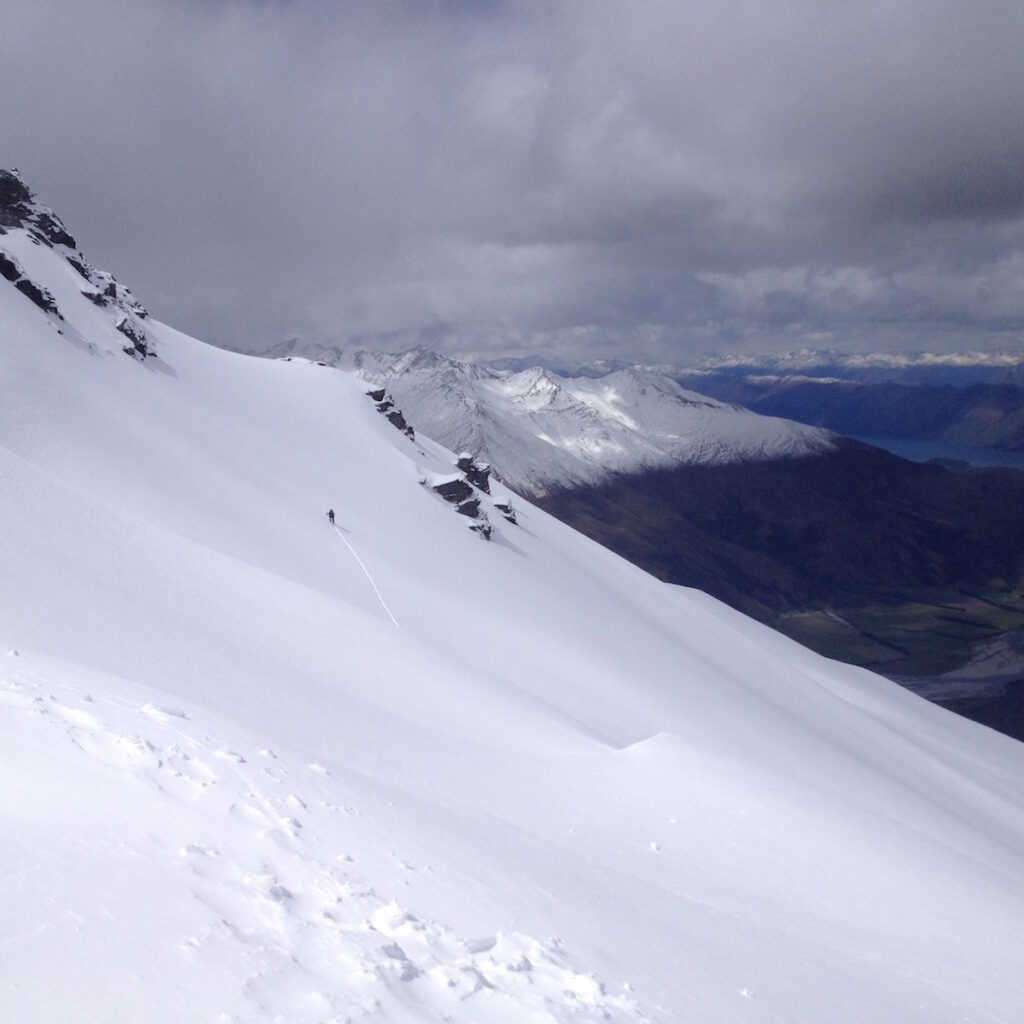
[3,0,1023,361]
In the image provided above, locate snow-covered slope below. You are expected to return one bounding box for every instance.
[337,347,834,495]
[4,181,1024,1022]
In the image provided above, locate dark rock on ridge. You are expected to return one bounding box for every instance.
[454,497,481,518]
[15,277,62,318]
[433,478,475,505]
[366,389,415,439]
[494,500,517,524]
[0,248,62,318]
[456,454,491,493]
[116,315,150,359]
[0,250,19,282]
[0,169,77,248]
[1,169,152,356]
[0,170,33,230]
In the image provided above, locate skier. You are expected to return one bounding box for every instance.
[326,508,335,525]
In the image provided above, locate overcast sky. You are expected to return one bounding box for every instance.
[3,0,1023,364]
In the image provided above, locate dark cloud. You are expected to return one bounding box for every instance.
[2,0,1022,362]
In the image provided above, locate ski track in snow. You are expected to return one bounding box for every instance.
[0,666,648,1023]
[332,524,401,628]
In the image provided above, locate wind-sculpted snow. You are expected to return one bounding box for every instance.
[1,659,647,1024]
[344,348,835,494]
[4,180,1024,1022]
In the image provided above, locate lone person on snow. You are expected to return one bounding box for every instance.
[326,508,335,525]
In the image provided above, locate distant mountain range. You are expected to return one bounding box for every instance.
[343,347,834,495]
[683,348,1024,385]
[679,371,1024,453]
[280,342,1024,738]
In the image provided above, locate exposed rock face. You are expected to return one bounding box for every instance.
[1,168,152,357]
[432,478,475,505]
[366,389,415,439]
[456,454,490,493]
[0,248,62,318]
[365,390,499,540]
[0,169,78,249]
[428,474,494,538]
[0,170,34,231]
[116,314,150,359]
[454,497,481,518]
[0,250,19,281]
[15,277,62,318]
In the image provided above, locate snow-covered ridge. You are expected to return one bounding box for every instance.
[4,176,1024,1022]
[332,347,835,495]
[0,168,152,359]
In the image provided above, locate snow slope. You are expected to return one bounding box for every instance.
[333,347,835,495]
[3,184,1024,1022]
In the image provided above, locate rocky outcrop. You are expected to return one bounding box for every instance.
[426,473,493,539]
[365,388,499,541]
[116,314,150,359]
[432,478,475,505]
[456,454,490,493]
[77,274,148,321]
[0,248,62,319]
[0,170,34,232]
[366,388,415,439]
[0,169,79,250]
[1,168,152,357]
[0,250,20,281]
[493,500,517,524]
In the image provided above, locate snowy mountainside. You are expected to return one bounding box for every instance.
[4,177,1024,1022]
[335,347,835,495]
[0,169,152,359]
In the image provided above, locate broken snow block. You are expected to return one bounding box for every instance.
[470,521,492,540]
[456,454,491,493]
[433,478,475,505]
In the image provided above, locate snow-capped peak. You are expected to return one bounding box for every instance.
[330,348,835,495]
[1,168,152,359]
